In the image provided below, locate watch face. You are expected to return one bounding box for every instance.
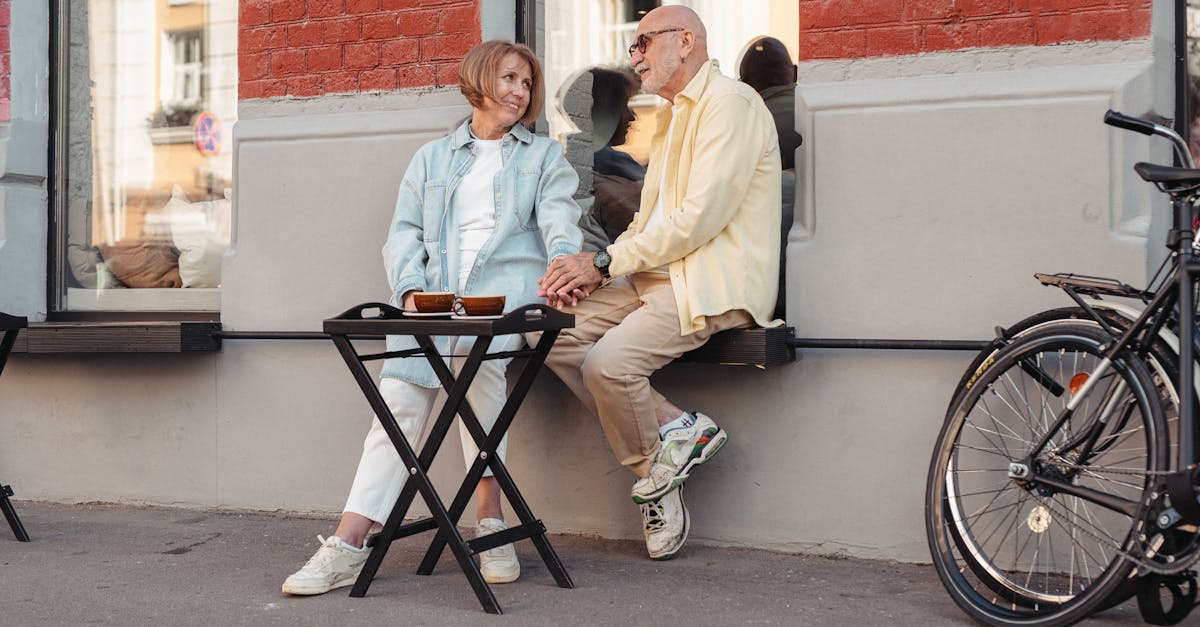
[594,250,611,277]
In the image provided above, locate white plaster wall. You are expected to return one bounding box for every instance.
[794,62,1158,338]
[0,354,220,505]
[0,35,1178,565]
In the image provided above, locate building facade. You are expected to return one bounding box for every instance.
[0,0,1185,563]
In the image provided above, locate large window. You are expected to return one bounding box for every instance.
[55,0,236,313]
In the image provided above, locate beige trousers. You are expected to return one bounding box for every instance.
[531,272,751,478]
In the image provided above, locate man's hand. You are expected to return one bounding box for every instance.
[537,253,603,308]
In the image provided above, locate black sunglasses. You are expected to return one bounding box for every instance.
[627,28,684,57]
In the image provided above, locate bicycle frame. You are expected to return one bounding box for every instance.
[1013,112,1200,525]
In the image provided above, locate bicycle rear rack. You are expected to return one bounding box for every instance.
[1035,273,1154,300]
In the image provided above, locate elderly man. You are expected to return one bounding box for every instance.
[535,5,782,560]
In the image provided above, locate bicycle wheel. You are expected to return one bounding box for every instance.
[927,324,1168,626]
[945,306,1194,614]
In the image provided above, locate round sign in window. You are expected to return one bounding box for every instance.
[193,112,222,157]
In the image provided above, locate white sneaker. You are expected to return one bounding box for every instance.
[631,412,727,504]
[281,535,368,596]
[640,488,690,560]
[476,518,520,584]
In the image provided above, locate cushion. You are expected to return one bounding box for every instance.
[158,187,231,288]
[97,241,182,288]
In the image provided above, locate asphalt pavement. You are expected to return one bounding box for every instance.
[0,501,1150,625]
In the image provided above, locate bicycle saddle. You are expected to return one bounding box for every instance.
[1134,161,1200,185]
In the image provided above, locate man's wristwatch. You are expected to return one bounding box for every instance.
[593,249,612,280]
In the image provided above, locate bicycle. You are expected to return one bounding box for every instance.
[925,110,1200,626]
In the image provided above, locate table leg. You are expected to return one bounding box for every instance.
[331,333,503,612]
[329,335,430,597]
[0,327,19,378]
[416,330,574,589]
[1,484,29,542]
[0,327,29,542]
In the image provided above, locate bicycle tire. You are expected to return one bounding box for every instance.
[927,324,1168,626]
[947,306,1197,614]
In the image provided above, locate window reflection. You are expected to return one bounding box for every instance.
[1188,1,1200,163]
[59,0,236,312]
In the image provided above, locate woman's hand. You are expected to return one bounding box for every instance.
[402,290,418,312]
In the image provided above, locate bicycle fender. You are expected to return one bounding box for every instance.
[1088,299,1200,400]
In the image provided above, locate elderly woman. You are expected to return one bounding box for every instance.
[283,40,582,596]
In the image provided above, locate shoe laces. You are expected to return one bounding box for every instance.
[301,535,343,570]
[482,542,515,561]
[640,500,667,533]
[477,520,514,558]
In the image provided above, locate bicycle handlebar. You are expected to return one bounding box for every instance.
[1105,109,1195,169]
[1103,110,1156,135]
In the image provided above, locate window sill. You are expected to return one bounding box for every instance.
[147,125,194,145]
[12,321,221,353]
[66,287,220,312]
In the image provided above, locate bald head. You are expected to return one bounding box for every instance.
[633,5,710,101]
[642,5,707,53]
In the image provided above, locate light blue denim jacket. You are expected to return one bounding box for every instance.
[380,119,582,387]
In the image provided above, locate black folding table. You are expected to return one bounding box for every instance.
[0,312,29,542]
[323,302,574,614]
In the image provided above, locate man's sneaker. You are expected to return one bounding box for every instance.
[477,518,520,584]
[631,412,727,504]
[640,487,689,560]
[281,535,368,596]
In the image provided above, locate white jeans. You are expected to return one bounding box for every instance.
[343,334,521,524]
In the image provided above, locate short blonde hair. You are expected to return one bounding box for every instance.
[458,40,544,127]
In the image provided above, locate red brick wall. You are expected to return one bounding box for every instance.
[238,0,479,100]
[0,0,10,121]
[798,0,1153,61]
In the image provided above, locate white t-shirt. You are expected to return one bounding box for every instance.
[451,138,503,291]
[643,114,676,273]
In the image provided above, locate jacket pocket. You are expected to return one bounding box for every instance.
[422,180,447,241]
[515,170,541,231]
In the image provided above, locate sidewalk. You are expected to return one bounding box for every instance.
[0,501,1145,625]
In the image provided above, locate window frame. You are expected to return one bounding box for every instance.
[47,0,223,323]
[1177,0,1189,151]
[161,28,205,110]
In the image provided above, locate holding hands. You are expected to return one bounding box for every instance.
[538,252,604,308]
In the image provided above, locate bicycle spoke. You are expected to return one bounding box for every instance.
[977,395,1036,454]
[962,421,1038,450]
